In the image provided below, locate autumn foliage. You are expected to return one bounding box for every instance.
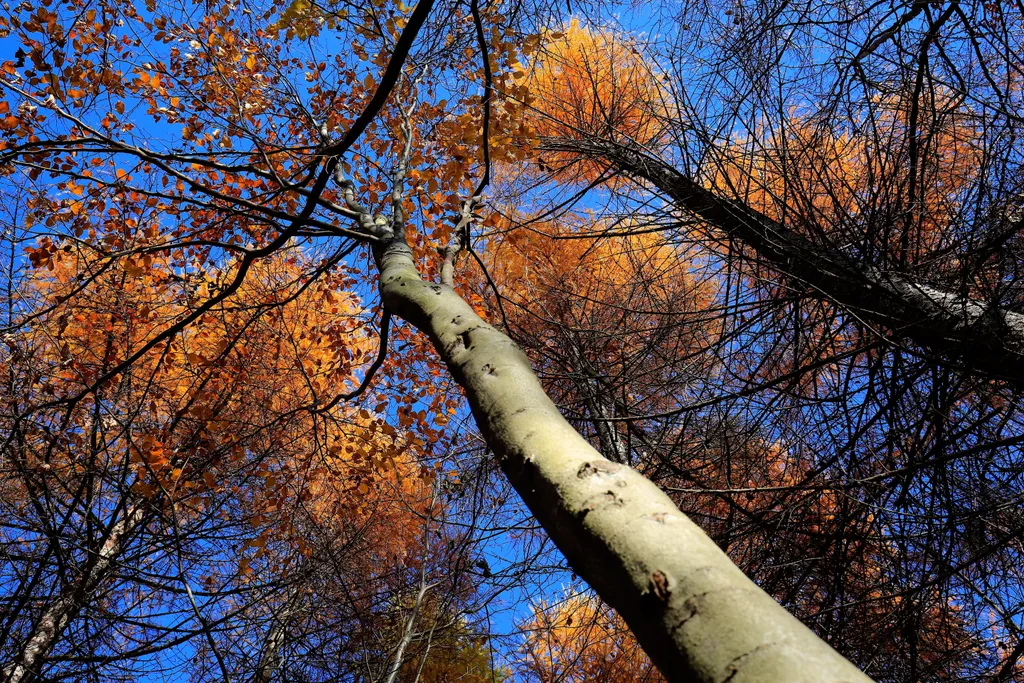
[711,94,981,265]
[518,592,665,682]
[0,243,469,679]
[1,0,1023,678]
[484,207,981,678]
[518,20,670,182]
[484,214,717,445]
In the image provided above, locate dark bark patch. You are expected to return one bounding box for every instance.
[577,460,619,479]
[720,642,776,683]
[666,590,718,636]
[651,570,672,602]
[580,490,624,516]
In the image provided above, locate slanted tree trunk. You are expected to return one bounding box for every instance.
[380,575,430,683]
[375,235,872,682]
[544,137,1024,388]
[252,587,304,683]
[565,340,630,464]
[2,504,143,683]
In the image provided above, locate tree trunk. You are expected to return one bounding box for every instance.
[380,575,429,683]
[376,236,871,683]
[2,504,143,683]
[252,588,303,683]
[544,137,1024,388]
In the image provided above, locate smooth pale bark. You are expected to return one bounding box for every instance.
[252,589,302,683]
[380,576,429,683]
[376,237,871,682]
[252,617,288,683]
[2,504,143,683]
[544,137,1024,387]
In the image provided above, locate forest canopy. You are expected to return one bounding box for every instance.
[1,0,1023,681]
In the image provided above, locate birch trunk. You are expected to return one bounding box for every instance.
[375,237,871,683]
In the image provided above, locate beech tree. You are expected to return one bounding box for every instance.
[518,3,1024,680]
[2,0,1024,681]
